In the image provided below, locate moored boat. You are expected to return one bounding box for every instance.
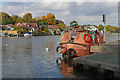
[56,23,104,59]
[24,32,32,37]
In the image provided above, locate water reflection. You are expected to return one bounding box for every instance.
[58,59,89,79]
[59,59,75,78]
[2,33,118,78]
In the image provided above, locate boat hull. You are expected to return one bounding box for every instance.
[60,43,92,57]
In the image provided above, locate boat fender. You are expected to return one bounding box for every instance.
[66,48,76,58]
[83,34,91,43]
[56,46,64,53]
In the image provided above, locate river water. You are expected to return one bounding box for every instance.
[1,33,118,79]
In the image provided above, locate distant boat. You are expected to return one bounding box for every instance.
[0,32,8,37]
[0,32,5,37]
[24,32,32,37]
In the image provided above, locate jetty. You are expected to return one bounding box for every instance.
[73,41,120,78]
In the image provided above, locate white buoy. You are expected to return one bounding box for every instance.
[5,44,8,47]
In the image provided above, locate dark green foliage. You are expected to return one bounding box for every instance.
[37,19,45,26]
[98,24,104,31]
[13,26,19,30]
[23,13,32,23]
[41,26,45,31]
[11,15,19,24]
[70,20,78,27]
[0,12,13,25]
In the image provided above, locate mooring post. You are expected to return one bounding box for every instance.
[103,14,106,42]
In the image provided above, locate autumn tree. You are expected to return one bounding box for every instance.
[31,18,36,23]
[42,15,47,24]
[42,15,46,20]
[44,28,48,32]
[45,13,56,25]
[23,13,32,23]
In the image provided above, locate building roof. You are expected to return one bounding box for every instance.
[48,25,58,29]
[29,23,37,28]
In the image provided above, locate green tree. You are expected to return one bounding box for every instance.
[37,19,45,26]
[53,30,56,34]
[57,23,65,31]
[11,15,19,24]
[41,25,45,31]
[56,19,64,24]
[70,20,78,27]
[16,17,24,23]
[13,26,19,30]
[23,13,32,23]
[0,12,13,25]
[98,24,104,31]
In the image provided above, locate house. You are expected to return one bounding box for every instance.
[47,25,60,34]
[5,25,13,31]
[14,23,23,27]
[14,23,39,32]
[29,23,38,32]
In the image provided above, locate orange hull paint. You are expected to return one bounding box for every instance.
[57,29,104,57]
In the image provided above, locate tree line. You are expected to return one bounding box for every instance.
[70,20,120,33]
[0,12,64,26]
[0,12,120,33]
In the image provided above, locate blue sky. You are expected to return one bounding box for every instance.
[0,0,119,26]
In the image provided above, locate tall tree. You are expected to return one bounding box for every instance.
[16,17,24,23]
[23,13,32,23]
[45,13,56,25]
[11,15,19,24]
[37,19,45,26]
[0,12,13,25]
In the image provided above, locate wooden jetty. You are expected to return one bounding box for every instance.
[73,41,120,78]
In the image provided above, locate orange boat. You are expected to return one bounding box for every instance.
[56,24,104,59]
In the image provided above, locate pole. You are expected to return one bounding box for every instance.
[104,22,106,41]
[103,14,106,42]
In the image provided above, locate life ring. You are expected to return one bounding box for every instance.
[83,34,91,43]
[66,48,76,59]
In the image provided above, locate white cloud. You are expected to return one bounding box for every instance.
[1,2,118,26]
[76,2,84,6]
[1,0,120,2]
[63,10,71,15]
[31,2,70,10]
